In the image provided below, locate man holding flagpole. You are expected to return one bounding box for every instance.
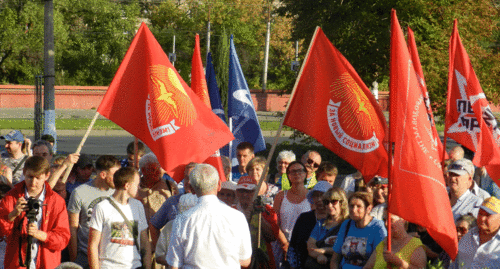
[232,142,255,183]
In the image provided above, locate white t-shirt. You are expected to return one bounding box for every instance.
[89,197,148,269]
[167,195,252,268]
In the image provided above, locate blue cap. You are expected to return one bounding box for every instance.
[307,180,333,204]
[1,130,24,142]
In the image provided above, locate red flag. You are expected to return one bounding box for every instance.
[390,10,458,259]
[283,27,388,181]
[447,20,500,184]
[190,34,227,182]
[191,34,211,107]
[97,23,234,182]
[407,27,448,162]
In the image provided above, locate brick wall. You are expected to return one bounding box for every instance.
[0,85,497,113]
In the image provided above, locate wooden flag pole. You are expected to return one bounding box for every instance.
[387,11,395,252]
[61,112,100,183]
[252,26,320,202]
[134,137,139,169]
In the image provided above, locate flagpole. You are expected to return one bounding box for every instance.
[229,117,233,182]
[253,26,321,202]
[61,112,100,183]
[134,137,139,169]
[387,9,398,253]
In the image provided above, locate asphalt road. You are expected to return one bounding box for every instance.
[54,135,292,158]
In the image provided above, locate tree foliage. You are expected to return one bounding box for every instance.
[278,0,500,118]
[213,27,230,114]
[147,0,296,90]
[0,0,66,83]
[0,0,139,85]
[56,0,140,85]
[0,0,296,90]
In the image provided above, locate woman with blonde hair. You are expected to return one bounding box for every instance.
[246,156,280,205]
[305,187,348,268]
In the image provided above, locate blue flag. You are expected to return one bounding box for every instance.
[228,35,266,167]
[206,52,226,123]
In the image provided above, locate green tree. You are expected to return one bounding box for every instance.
[0,0,67,84]
[56,0,140,85]
[147,0,296,91]
[213,27,230,114]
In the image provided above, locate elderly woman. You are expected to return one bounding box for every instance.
[363,212,426,269]
[438,214,476,268]
[305,187,348,268]
[137,153,178,222]
[218,180,237,206]
[330,191,387,269]
[246,156,280,206]
[271,150,296,190]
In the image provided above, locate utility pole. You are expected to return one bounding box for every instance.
[261,0,271,91]
[44,0,57,152]
[295,41,299,62]
[206,3,211,57]
[291,40,300,73]
[169,35,177,66]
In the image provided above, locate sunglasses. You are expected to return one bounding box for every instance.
[323,199,340,206]
[456,226,468,234]
[448,164,470,175]
[307,158,320,169]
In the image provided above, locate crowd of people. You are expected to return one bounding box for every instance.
[0,130,500,269]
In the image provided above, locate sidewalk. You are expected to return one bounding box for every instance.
[0,108,294,137]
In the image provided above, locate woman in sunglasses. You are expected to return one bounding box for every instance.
[438,214,476,268]
[305,187,348,268]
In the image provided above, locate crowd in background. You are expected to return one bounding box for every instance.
[0,130,499,269]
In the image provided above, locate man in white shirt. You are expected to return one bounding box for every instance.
[447,159,483,221]
[453,196,500,269]
[167,164,252,268]
[88,167,151,269]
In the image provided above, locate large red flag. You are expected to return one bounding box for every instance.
[390,10,458,259]
[447,20,500,183]
[190,34,227,182]
[283,27,388,181]
[97,23,234,182]
[407,27,448,162]
[191,34,211,107]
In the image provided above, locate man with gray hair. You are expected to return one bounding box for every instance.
[167,164,252,268]
[136,152,177,224]
[300,150,322,189]
[32,139,54,163]
[447,158,483,221]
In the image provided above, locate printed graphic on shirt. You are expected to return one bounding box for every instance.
[110,220,138,246]
[341,236,368,266]
[324,235,337,247]
[87,197,109,221]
